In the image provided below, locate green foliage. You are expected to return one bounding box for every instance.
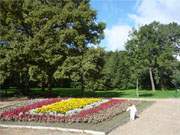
[0,0,105,94]
[126,21,180,90]
[102,51,133,89]
[173,70,180,85]
[55,47,105,91]
[99,22,180,91]
[1,0,179,96]
[172,62,180,88]
[28,65,48,82]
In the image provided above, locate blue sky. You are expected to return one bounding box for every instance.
[90,0,180,51]
[91,0,137,28]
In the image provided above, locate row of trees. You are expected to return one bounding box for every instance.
[102,22,180,94]
[0,0,180,97]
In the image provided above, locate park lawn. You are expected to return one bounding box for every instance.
[96,89,180,98]
[1,87,180,98]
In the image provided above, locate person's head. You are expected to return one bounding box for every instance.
[128,103,133,106]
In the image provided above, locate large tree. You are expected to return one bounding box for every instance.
[0,0,32,94]
[0,0,105,93]
[55,47,105,96]
[126,22,180,91]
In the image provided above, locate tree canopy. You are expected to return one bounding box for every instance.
[0,1,180,97]
[0,0,105,95]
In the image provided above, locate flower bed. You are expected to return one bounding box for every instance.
[0,99,43,113]
[35,98,101,114]
[0,98,140,123]
[64,100,140,123]
[0,98,62,120]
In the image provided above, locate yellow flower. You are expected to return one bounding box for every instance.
[35,98,101,114]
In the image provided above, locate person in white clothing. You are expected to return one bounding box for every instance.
[126,104,138,120]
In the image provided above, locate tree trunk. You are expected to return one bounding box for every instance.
[5,89,7,96]
[24,68,30,95]
[149,67,155,92]
[136,78,139,97]
[41,82,45,91]
[80,52,85,97]
[0,85,3,101]
[80,74,84,97]
[16,72,23,95]
[60,80,64,87]
[47,76,52,92]
[160,79,165,91]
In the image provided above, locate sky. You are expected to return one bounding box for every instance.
[90,0,180,52]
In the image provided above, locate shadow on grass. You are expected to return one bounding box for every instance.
[139,93,154,97]
[95,91,128,97]
[3,88,177,99]
[26,88,130,98]
[0,88,129,99]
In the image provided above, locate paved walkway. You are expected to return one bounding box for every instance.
[0,128,89,135]
[109,99,180,135]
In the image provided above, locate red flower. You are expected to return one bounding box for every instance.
[0,98,62,120]
[0,98,129,123]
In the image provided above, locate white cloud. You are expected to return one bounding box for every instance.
[129,0,180,25]
[104,25,131,51]
[104,0,180,51]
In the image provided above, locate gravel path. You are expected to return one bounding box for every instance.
[109,99,180,135]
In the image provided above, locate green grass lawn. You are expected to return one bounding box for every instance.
[1,87,180,98]
[96,89,180,98]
